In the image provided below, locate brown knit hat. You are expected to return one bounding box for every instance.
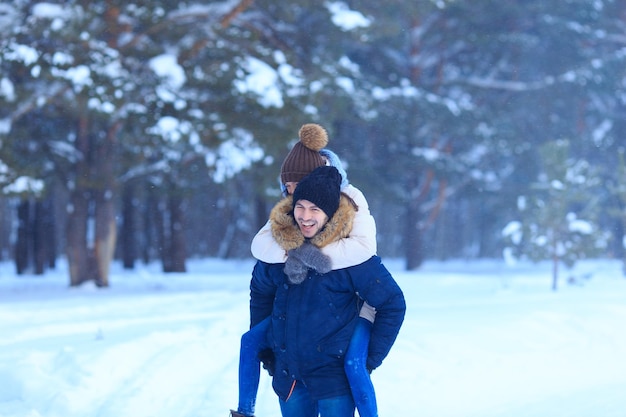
[280,124,329,184]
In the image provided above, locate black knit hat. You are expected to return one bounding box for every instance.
[280,124,329,184]
[292,166,342,219]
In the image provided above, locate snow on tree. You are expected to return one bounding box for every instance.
[502,139,609,290]
[606,148,626,276]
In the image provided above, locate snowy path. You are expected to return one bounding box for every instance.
[1,259,626,417]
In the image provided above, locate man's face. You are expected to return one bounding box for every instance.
[284,182,298,195]
[294,199,328,238]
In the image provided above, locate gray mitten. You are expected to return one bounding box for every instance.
[293,243,332,274]
[284,243,331,285]
[284,255,308,284]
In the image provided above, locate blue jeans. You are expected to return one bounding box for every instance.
[345,318,377,417]
[237,317,271,416]
[237,317,375,417]
[279,382,355,417]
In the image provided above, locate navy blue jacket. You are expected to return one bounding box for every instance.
[250,255,405,401]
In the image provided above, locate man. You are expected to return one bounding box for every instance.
[232,126,381,417]
[248,166,406,417]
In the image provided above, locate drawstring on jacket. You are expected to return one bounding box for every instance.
[285,380,297,401]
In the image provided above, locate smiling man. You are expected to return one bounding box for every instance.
[246,165,406,417]
[293,199,327,237]
[291,166,341,238]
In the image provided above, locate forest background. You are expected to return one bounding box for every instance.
[2,0,626,287]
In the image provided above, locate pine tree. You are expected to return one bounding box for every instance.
[502,140,608,290]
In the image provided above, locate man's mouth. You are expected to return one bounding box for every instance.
[299,221,315,232]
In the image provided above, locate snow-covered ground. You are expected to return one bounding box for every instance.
[1,257,625,417]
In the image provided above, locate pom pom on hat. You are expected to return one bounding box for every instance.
[280,124,329,184]
[292,166,342,219]
[298,124,328,151]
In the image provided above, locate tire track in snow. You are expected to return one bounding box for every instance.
[92,332,192,417]
[1,271,267,417]
[90,305,248,417]
[184,307,249,417]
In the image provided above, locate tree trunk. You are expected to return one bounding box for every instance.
[165,193,187,272]
[67,189,92,286]
[94,190,116,287]
[92,123,120,287]
[142,184,160,264]
[405,199,424,270]
[255,194,269,232]
[15,197,55,275]
[0,198,10,261]
[121,182,137,269]
[46,194,57,269]
[15,199,30,275]
[33,199,50,275]
[67,109,94,287]
[155,195,169,270]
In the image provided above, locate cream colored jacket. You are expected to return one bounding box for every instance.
[250,184,377,270]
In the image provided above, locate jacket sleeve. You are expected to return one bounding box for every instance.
[350,256,406,370]
[320,185,378,269]
[249,260,279,328]
[250,220,288,264]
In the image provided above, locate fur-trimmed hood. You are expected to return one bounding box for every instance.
[270,194,356,251]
